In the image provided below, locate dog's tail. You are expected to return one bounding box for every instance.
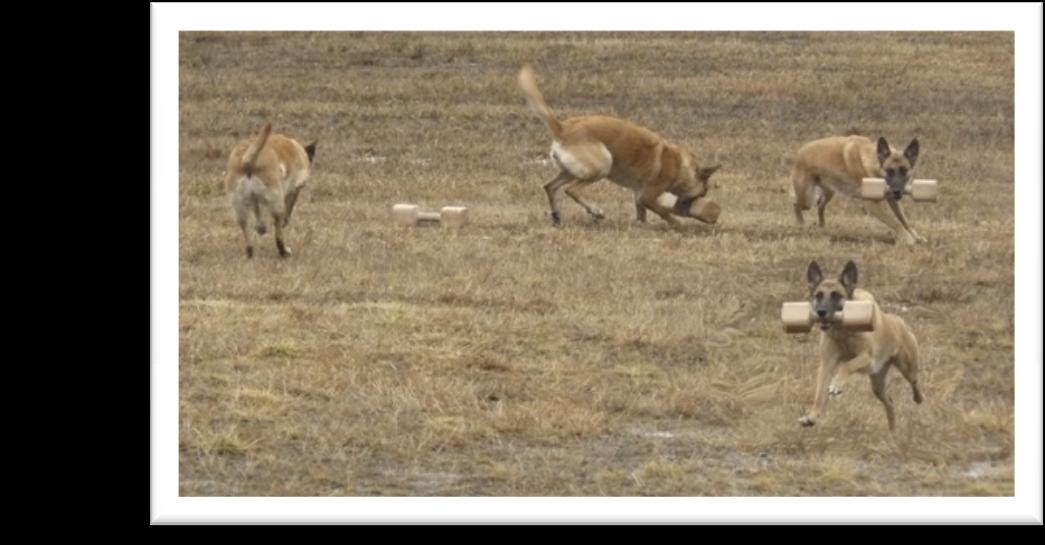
[241,123,272,174]
[518,63,563,140]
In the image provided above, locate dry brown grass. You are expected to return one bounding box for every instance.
[178,32,1013,496]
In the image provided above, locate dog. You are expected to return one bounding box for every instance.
[789,135,926,245]
[518,63,720,228]
[224,123,316,258]
[799,260,923,431]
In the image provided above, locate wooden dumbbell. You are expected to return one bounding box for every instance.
[655,193,721,224]
[391,204,469,228]
[861,178,939,202]
[780,300,875,333]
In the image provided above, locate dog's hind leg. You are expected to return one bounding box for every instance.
[892,330,923,404]
[263,188,292,258]
[790,165,816,225]
[252,198,267,235]
[543,171,575,226]
[862,200,917,245]
[870,369,897,431]
[234,200,255,258]
[563,179,606,221]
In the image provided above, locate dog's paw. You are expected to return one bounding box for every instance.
[798,415,816,427]
[828,384,843,398]
[255,223,268,235]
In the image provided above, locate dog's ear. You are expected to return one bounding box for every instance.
[698,164,721,179]
[305,141,317,164]
[807,261,823,293]
[903,138,919,168]
[840,260,858,298]
[876,137,891,164]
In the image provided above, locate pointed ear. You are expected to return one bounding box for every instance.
[305,141,317,163]
[876,137,891,164]
[840,260,858,298]
[903,138,919,168]
[807,261,823,293]
[698,164,721,179]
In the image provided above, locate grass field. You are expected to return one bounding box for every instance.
[178,32,1014,496]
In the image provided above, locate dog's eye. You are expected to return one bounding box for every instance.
[815,293,823,301]
[830,293,842,301]
[899,167,907,176]
[885,168,895,176]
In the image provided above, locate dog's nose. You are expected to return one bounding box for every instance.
[816,309,828,319]
[892,191,904,200]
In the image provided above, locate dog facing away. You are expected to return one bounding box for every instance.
[799,260,923,431]
[224,124,316,258]
[518,63,720,228]
[789,135,926,245]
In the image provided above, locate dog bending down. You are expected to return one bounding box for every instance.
[518,63,720,228]
[800,260,923,431]
[224,124,316,258]
[789,135,926,245]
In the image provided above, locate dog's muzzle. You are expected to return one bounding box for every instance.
[892,190,904,201]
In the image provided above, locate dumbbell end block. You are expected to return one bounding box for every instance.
[861,178,888,200]
[909,179,938,202]
[781,302,814,333]
[392,204,420,226]
[840,300,875,332]
[656,193,721,224]
[439,206,469,228]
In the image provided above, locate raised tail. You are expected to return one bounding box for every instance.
[518,63,563,139]
[241,123,272,174]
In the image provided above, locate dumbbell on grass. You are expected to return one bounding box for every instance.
[861,178,939,202]
[655,193,721,224]
[780,300,876,334]
[391,204,469,228]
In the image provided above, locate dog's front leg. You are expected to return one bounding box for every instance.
[800,354,841,427]
[637,189,683,230]
[283,185,304,228]
[885,197,927,243]
[634,193,647,223]
[827,352,872,398]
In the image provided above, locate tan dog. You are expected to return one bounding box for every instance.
[518,64,720,228]
[224,124,316,258]
[789,135,926,244]
[799,260,923,431]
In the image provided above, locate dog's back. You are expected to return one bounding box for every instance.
[794,135,878,193]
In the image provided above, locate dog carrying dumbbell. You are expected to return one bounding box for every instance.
[392,204,469,228]
[862,178,939,202]
[787,260,923,431]
[655,193,722,224]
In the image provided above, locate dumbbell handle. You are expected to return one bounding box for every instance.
[417,211,441,222]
